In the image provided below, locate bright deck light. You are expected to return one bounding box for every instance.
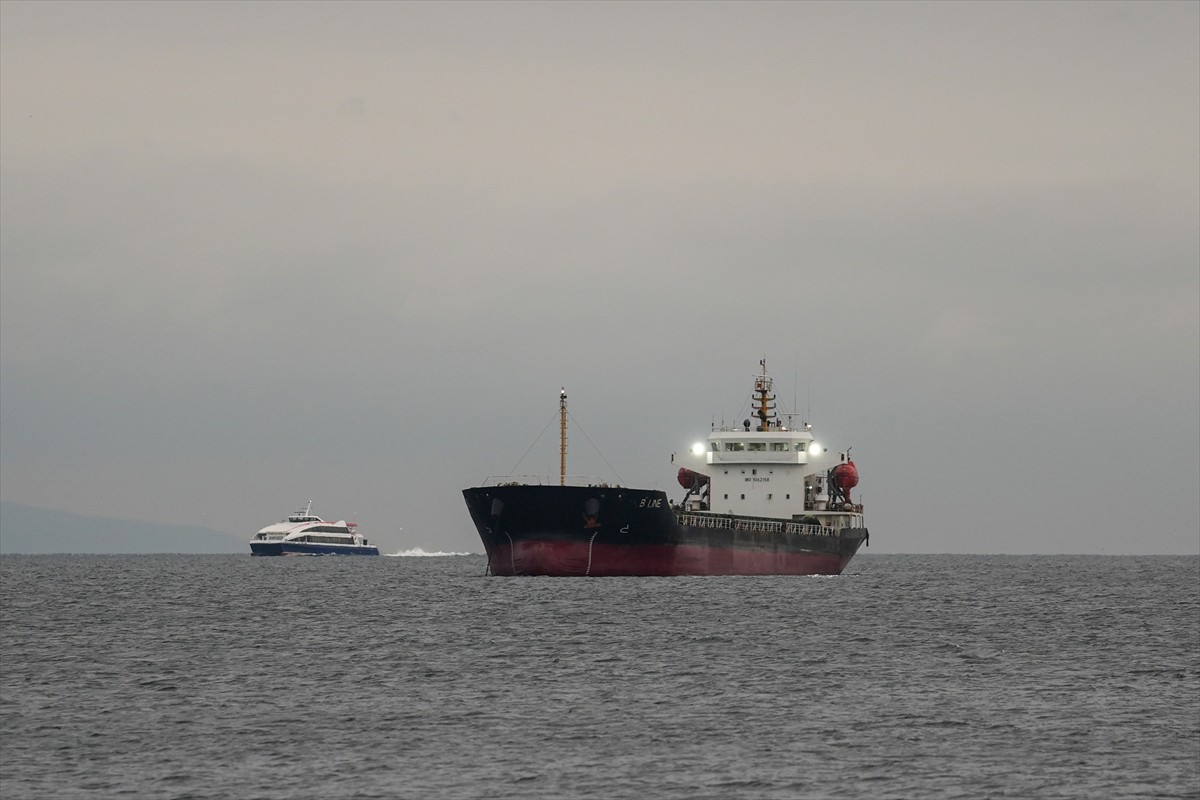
[691,442,706,456]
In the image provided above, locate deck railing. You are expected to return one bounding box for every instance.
[676,513,842,537]
[480,475,620,488]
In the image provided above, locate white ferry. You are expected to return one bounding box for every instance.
[250,502,379,556]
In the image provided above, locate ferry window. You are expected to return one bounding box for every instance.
[770,442,788,451]
[725,442,745,452]
[747,442,765,451]
[752,469,757,475]
[795,443,806,452]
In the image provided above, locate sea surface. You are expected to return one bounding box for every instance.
[1,554,1197,800]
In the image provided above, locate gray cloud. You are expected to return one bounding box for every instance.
[2,1,1196,554]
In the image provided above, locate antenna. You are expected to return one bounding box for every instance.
[793,359,798,417]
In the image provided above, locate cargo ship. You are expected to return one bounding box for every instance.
[462,361,868,576]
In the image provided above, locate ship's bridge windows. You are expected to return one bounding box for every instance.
[747,442,766,452]
[795,443,806,452]
[724,442,745,452]
[770,442,789,452]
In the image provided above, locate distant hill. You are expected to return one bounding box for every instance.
[0,502,244,554]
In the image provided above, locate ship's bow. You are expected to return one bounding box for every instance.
[462,484,672,576]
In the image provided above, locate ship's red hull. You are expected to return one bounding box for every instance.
[486,538,853,577]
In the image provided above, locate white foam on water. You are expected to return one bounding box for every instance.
[385,547,475,557]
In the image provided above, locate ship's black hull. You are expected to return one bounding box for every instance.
[462,484,867,576]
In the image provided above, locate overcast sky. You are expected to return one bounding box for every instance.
[2,0,1197,555]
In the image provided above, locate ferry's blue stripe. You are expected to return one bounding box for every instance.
[278,543,379,556]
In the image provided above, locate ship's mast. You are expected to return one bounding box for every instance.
[560,388,568,486]
[754,359,776,431]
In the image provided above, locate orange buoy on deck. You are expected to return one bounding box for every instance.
[831,460,859,502]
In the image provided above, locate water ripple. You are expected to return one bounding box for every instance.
[1,553,1197,799]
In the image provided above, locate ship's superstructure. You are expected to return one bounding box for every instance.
[674,360,863,531]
